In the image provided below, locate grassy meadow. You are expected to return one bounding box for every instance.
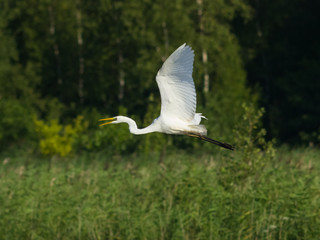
[0,147,319,239]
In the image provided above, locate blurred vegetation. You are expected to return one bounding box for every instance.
[1,0,319,153]
[217,103,275,189]
[0,0,252,154]
[234,0,320,144]
[33,115,88,157]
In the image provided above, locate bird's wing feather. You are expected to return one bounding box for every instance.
[156,43,196,122]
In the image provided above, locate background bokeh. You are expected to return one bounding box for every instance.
[1,0,319,153]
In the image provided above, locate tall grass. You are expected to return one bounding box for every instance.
[0,148,319,239]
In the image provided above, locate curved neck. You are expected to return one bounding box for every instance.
[116,116,159,135]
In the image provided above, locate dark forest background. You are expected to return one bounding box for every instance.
[1,0,319,155]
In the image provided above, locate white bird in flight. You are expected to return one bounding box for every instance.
[99,44,234,150]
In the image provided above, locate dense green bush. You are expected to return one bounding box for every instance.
[0,11,40,147]
[78,106,138,154]
[34,116,88,157]
[0,99,35,144]
[218,103,276,188]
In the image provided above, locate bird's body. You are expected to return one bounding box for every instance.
[100,44,234,150]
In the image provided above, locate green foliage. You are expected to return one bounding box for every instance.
[0,0,255,152]
[79,124,136,154]
[0,9,40,146]
[34,116,88,157]
[0,99,35,144]
[79,106,137,154]
[234,103,276,164]
[299,127,320,147]
[218,103,275,188]
[235,0,320,143]
[0,149,319,239]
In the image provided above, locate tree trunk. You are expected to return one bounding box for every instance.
[76,0,84,104]
[118,45,125,101]
[48,5,62,86]
[197,0,209,93]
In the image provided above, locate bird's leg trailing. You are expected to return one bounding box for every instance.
[186,132,234,151]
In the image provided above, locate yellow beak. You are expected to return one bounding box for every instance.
[99,117,116,126]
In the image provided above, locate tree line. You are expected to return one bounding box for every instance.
[0,0,319,152]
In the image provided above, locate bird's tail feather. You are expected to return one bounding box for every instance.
[186,133,234,151]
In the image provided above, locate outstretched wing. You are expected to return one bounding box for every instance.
[156,43,196,122]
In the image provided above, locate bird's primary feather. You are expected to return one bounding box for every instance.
[156,44,196,122]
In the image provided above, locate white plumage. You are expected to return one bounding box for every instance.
[99,43,234,150]
[157,44,197,122]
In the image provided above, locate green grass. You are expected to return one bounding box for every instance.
[0,148,319,239]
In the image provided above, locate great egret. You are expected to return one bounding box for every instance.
[99,43,234,150]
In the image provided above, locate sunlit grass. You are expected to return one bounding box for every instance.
[0,148,319,239]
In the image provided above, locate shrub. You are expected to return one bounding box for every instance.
[0,99,35,146]
[78,106,137,154]
[34,115,88,157]
[218,103,276,188]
